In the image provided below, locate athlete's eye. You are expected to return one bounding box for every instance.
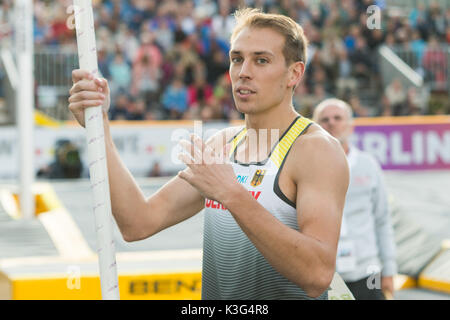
[231,57,242,63]
[256,58,268,64]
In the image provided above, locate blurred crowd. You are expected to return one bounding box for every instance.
[2,0,450,120]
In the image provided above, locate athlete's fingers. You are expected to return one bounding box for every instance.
[177,169,195,185]
[94,78,109,93]
[68,91,105,103]
[190,133,205,153]
[203,143,217,165]
[69,99,104,112]
[69,79,101,96]
[192,133,221,165]
[177,151,199,173]
[72,69,93,84]
[179,139,202,164]
[177,149,197,166]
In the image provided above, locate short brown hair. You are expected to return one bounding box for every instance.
[230,8,308,65]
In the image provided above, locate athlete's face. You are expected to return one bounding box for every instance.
[316,105,353,143]
[229,27,302,115]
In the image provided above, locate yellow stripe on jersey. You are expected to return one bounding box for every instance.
[230,117,313,166]
[270,117,313,168]
[230,128,247,155]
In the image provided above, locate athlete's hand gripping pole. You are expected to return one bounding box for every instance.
[73,0,120,300]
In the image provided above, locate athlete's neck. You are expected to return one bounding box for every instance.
[245,105,298,131]
[243,106,299,151]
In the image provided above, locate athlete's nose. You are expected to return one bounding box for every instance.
[239,59,253,80]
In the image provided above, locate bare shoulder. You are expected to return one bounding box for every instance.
[288,124,349,183]
[295,124,342,154]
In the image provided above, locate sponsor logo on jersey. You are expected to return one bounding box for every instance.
[205,191,261,211]
[250,169,266,187]
[236,175,249,184]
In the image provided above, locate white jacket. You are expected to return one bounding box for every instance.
[337,146,397,282]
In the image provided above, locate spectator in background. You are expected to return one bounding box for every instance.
[422,36,447,90]
[199,97,222,121]
[97,26,117,53]
[211,0,236,44]
[126,96,146,120]
[312,67,332,94]
[131,52,161,107]
[293,81,315,118]
[28,0,449,120]
[313,99,397,300]
[348,94,370,117]
[34,14,49,46]
[37,140,83,179]
[384,33,396,47]
[134,31,163,69]
[336,48,357,98]
[161,76,188,119]
[152,16,175,53]
[344,24,360,53]
[409,3,426,29]
[97,46,111,80]
[383,78,407,116]
[213,73,235,119]
[179,0,196,36]
[178,33,203,84]
[124,0,154,33]
[48,5,72,45]
[110,91,130,120]
[204,42,229,85]
[446,25,450,44]
[320,32,345,82]
[446,8,450,27]
[108,52,132,93]
[428,2,446,38]
[409,30,427,72]
[349,36,372,85]
[115,23,140,63]
[405,87,423,115]
[187,66,213,109]
[148,161,162,177]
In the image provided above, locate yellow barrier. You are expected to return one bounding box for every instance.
[8,272,201,300]
[35,110,61,127]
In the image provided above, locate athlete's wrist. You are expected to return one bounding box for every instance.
[220,183,250,211]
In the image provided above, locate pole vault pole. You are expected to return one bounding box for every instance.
[73,0,120,300]
[15,0,34,220]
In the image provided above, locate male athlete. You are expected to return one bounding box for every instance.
[68,8,349,299]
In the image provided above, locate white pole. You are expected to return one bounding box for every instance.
[73,0,120,300]
[15,0,35,220]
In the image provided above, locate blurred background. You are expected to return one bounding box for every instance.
[0,0,449,300]
[0,0,449,125]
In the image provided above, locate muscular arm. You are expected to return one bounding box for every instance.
[105,120,242,242]
[68,70,208,242]
[103,115,205,241]
[221,131,349,297]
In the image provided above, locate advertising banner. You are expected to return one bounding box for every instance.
[352,117,450,170]
[0,116,449,179]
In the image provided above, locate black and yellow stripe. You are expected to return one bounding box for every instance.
[229,116,313,167]
[270,117,313,168]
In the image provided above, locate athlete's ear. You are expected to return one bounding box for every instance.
[288,61,305,89]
